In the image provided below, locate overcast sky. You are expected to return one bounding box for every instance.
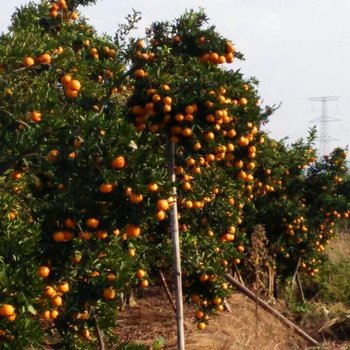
[1,0,349,155]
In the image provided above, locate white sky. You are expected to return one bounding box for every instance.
[1,0,350,155]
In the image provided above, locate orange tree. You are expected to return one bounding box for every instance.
[0,0,165,348]
[242,132,350,280]
[123,9,274,328]
[0,1,274,344]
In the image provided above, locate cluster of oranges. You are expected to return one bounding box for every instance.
[23,53,52,68]
[61,74,81,99]
[0,304,16,323]
[88,45,117,60]
[200,41,235,65]
[135,269,149,288]
[49,0,78,20]
[37,266,69,320]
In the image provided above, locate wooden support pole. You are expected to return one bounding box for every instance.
[296,273,305,302]
[225,274,320,347]
[233,263,245,286]
[91,307,105,350]
[167,140,185,350]
[159,270,177,314]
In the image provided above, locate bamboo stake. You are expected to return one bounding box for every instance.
[233,263,245,286]
[296,273,305,302]
[225,274,320,347]
[91,307,105,350]
[291,258,301,286]
[167,140,185,350]
[159,270,177,314]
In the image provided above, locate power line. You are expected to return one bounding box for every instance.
[309,96,340,156]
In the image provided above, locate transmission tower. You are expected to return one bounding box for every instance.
[309,96,340,156]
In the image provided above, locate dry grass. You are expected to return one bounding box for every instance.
[186,294,307,350]
[327,231,350,263]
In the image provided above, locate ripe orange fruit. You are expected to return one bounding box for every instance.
[65,89,78,99]
[37,53,51,65]
[44,286,56,298]
[217,55,226,64]
[128,248,136,257]
[134,69,146,78]
[58,282,69,293]
[0,305,15,317]
[43,310,51,320]
[197,322,206,330]
[129,193,143,204]
[6,312,16,322]
[147,182,158,192]
[52,231,66,242]
[96,230,108,239]
[52,296,63,307]
[216,304,224,312]
[156,199,169,211]
[238,137,249,147]
[182,128,192,137]
[193,142,201,151]
[70,11,79,20]
[163,96,172,105]
[61,74,72,86]
[50,3,59,11]
[7,211,17,221]
[209,52,219,63]
[47,149,59,162]
[50,310,59,319]
[89,271,100,278]
[67,79,81,91]
[212,297,222,306]
[86,218,99,229]
[38,266,50,278]
[140,280,149,288]
[152,94,161,103]
[58,0,67,9]
[195,310,204,319]
[64,218,76,229]
[237,245,245,253]
[71,254,81,264]
[126,224,141,238]
[23,56,35,67]
[155,210,166,221]
[239,97,248,106]
[82,329,91,340]
[50,10,58,17]
[136,269,146,279]
[111,156,126,169]
[11,171,22,180]
[136,39,144,49]
[199,274,209,283]
[29,111,41,123]
[204,131,215,141]
[99,183,113,193]
[106,273,116,282]
[103,288,116,300]
[182,182,191,191]
[226,41,235,53]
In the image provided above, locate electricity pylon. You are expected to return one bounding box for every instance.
[309,96,340,156]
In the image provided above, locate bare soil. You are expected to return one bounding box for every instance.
[116,286,309,350]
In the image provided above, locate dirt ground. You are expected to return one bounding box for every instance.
[116,286,309,350]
